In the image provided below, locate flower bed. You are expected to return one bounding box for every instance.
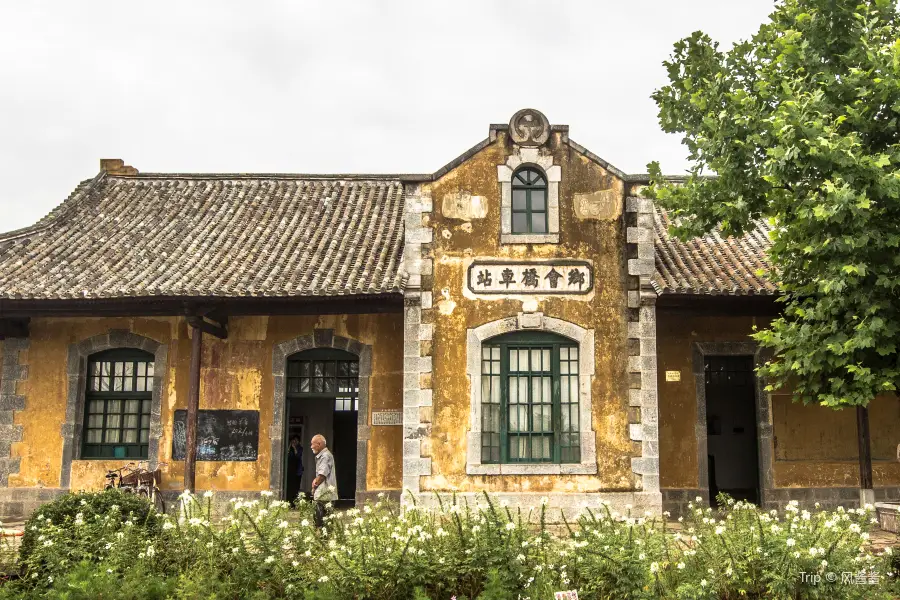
[0,491,896,599]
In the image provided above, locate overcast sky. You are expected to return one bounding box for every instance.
[0,1,776,232]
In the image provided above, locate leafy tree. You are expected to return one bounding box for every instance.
[647,0,900,409]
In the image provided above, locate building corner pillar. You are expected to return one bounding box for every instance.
[401,184,434,503]
[626,195,662,512]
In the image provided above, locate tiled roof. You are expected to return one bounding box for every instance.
[0,174,405,299]
[653,206,777,296]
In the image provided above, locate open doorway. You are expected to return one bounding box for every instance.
[705,356,760,505]
[284,348,359,506]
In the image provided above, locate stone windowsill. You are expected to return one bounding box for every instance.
[500,233,560,245]
[466,462,598,476]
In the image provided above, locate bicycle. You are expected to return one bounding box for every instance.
[104,461,167,513]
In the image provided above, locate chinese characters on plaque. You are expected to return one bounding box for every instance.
[467,261,593,295]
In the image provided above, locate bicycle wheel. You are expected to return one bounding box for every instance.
[151,489,165,513]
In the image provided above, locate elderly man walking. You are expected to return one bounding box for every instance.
[310,434,338,528]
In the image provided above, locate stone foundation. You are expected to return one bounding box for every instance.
[663,486,900,518]
[410,491,662,523]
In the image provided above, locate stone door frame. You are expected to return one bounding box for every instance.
[270,329,372,503]
[692,342,774,508]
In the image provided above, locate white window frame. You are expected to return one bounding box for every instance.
[465,313,597,475]
[498,148,561,245]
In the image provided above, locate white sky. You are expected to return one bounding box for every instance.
[0,0,776,232]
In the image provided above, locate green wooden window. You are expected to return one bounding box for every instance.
[286,348,359,411]
[481,331,580,464]
[511,167,548,234]
[82,349,154,459]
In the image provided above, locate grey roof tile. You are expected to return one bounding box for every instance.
[0,174,405,299]
[653,206,776,296]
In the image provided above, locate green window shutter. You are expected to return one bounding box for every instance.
[511,167,548,234]
[82,349,154,460]
[481,331,579,464]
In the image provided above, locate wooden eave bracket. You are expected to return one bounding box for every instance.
[186,315,228,339]
[183,302,228,339]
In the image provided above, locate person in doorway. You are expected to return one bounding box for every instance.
[310,434,338,528]
[286,435,304,505]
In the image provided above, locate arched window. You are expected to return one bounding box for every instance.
[480,331,579,464]
[83,349,154,459]
[511,167,548,234]
[286,348,359,411]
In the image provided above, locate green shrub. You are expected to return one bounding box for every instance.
[18,489,163,576]
[3,490,895,599]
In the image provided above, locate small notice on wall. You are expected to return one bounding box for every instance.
[467,260,593,295]
[372,411,402,426]
[665,371,681,382]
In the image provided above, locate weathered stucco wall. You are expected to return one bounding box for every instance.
[8,313,403,494]
[657,309,900,490]
[421,130,635,493]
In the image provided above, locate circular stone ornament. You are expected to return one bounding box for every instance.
[509,108,550,146]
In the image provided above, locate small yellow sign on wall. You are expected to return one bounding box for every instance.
[665,371,681,382]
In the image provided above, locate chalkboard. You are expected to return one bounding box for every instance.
[172,410,259,462]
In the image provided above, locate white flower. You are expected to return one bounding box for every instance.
[505,522,516,531]
[786,538,796,547]
[540,497,549,506]
[318,575,329,583]
[715,526,725,535]
[203,490,214,498]
[301,519,310,527]
[261,490,274,497]
[677,562,685,570]
[278,520,289,529]
[700,579,708,587]
[265,555,275,564]
[650,562,659,573]
[42,540,53,547]
[163,521,175,530]
[146,545,155,557]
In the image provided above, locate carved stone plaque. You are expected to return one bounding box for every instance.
[574,189,621,221]
[441,190,487,221]
[509,108,550,146]
[372,410,402,426]
[467,260,593,295]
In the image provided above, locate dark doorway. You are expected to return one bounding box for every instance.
[705,356,760,505]
[284,348,359,505]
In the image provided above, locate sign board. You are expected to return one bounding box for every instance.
[665,371,681,382]
[467,260,593,295]
[555,592,579,600]
[372,410,402,426]
[173,409,259,462]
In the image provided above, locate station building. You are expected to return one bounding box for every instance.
[0,109,896,519]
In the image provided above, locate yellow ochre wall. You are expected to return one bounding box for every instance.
[8,314,403,494]
[656,309,900,490]
[420,130,636,493]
